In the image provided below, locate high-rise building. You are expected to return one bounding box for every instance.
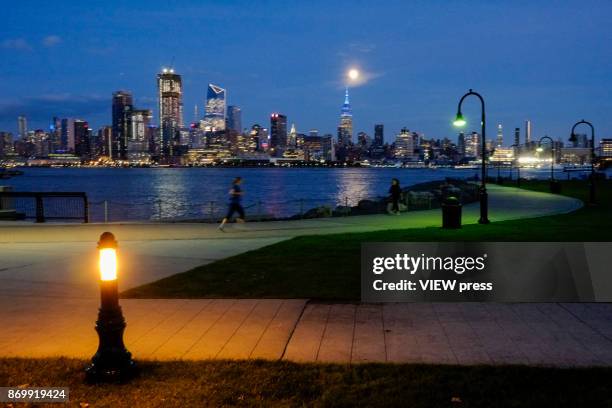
[202,84,226,131]
[61,118,75,152]
[357,131,370,147]
[600,139,612,157]
[374,124,384,147]
[157,68,183,158]
[97,126,113,158]
[248,124,267,152]
[525,120,532,144]
[17,116,27,139]
[74,120,90,159]
[322,134,334,161]
[0,132,13,157]
[269,113,287,154]
[50,117,62,153]
[288,123,297,147]
[112,90,133,160]
[227,105,242,133]
[496,124,503,147]
[465,132,481,158]
[514,128,520,147]
[457,132,466,157]
[337,88,353,146]
[394,128,417,160]
[128,109,153,161]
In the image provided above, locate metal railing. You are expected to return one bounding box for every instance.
[86,185,479,223]
[0,192,89,223]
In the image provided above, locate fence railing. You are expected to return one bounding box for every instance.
[0,192,89,223]
[0,181,480,223]
[86,186,479,223]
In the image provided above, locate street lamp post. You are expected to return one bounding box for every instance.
[85,232,137,383]
[453,89,490,224]
[536,135,560,194]
[569,120,596,205]
[511,143,521,187]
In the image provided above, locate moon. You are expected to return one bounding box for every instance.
[348,68,359,80]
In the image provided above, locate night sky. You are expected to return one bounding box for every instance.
[1,0,610,143]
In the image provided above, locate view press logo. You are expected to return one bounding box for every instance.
[372,253,488,275]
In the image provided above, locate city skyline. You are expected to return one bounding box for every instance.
[1,1,611,141]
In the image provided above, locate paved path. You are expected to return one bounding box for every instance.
[0,184,581,299]
[284,302,612,367]
[2,297,611,367]
[1,184,603,367]
[0,297,306,361]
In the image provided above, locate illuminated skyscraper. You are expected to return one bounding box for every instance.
[288,123,297,147]
[525,120,532,144]
[157,68,183,158]
[496,124,503,147]
[112,90,133,160]
[128,109,153,161]
[50,117,62,153]
[227,105,242,133]
[270,113,287,154]
[17,116,27,139]
[202,84,226,131]
[394,128,417,160]
[61,118,75,152]
[74,120,91,159]
[465,132,481,158]
[337,88,353,146]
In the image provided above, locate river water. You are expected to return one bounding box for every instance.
[4,167,604,222]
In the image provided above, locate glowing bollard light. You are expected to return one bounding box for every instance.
[85,232,137,383]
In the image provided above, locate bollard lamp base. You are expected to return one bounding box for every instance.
[85,306,137,384]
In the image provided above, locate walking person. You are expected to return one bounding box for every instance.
[218,177,245,231]
[389,178,402,215]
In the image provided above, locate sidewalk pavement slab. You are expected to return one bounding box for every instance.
[282,302,612,367]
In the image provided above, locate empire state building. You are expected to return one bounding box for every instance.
[337,88,353,146]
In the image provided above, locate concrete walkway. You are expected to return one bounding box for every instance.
[1,184,604,367]
[2,297,611,367]
[284,302,612,367]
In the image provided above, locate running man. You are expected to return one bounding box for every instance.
[389,178,401,215]
[218,177,245,231]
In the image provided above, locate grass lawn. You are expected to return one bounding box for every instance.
[122,180,612,300]
[1,358,611,407]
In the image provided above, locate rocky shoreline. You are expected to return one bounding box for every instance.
[295,178,480,219]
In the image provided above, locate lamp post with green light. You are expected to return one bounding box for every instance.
[453,89,490,224]
[537,136,560,193]
[569,120,596,205]
[511,143,521,187]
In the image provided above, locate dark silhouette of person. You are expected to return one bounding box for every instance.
[389,178,401,215]
[218,177,245,231]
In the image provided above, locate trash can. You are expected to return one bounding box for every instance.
[441,196,462,229]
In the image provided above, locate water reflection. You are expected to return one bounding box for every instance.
[6,166,608,221]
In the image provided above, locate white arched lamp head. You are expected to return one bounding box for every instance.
[98,232,118,281]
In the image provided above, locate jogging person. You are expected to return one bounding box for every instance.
[389,178,401,215]
[218,177,245,231]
